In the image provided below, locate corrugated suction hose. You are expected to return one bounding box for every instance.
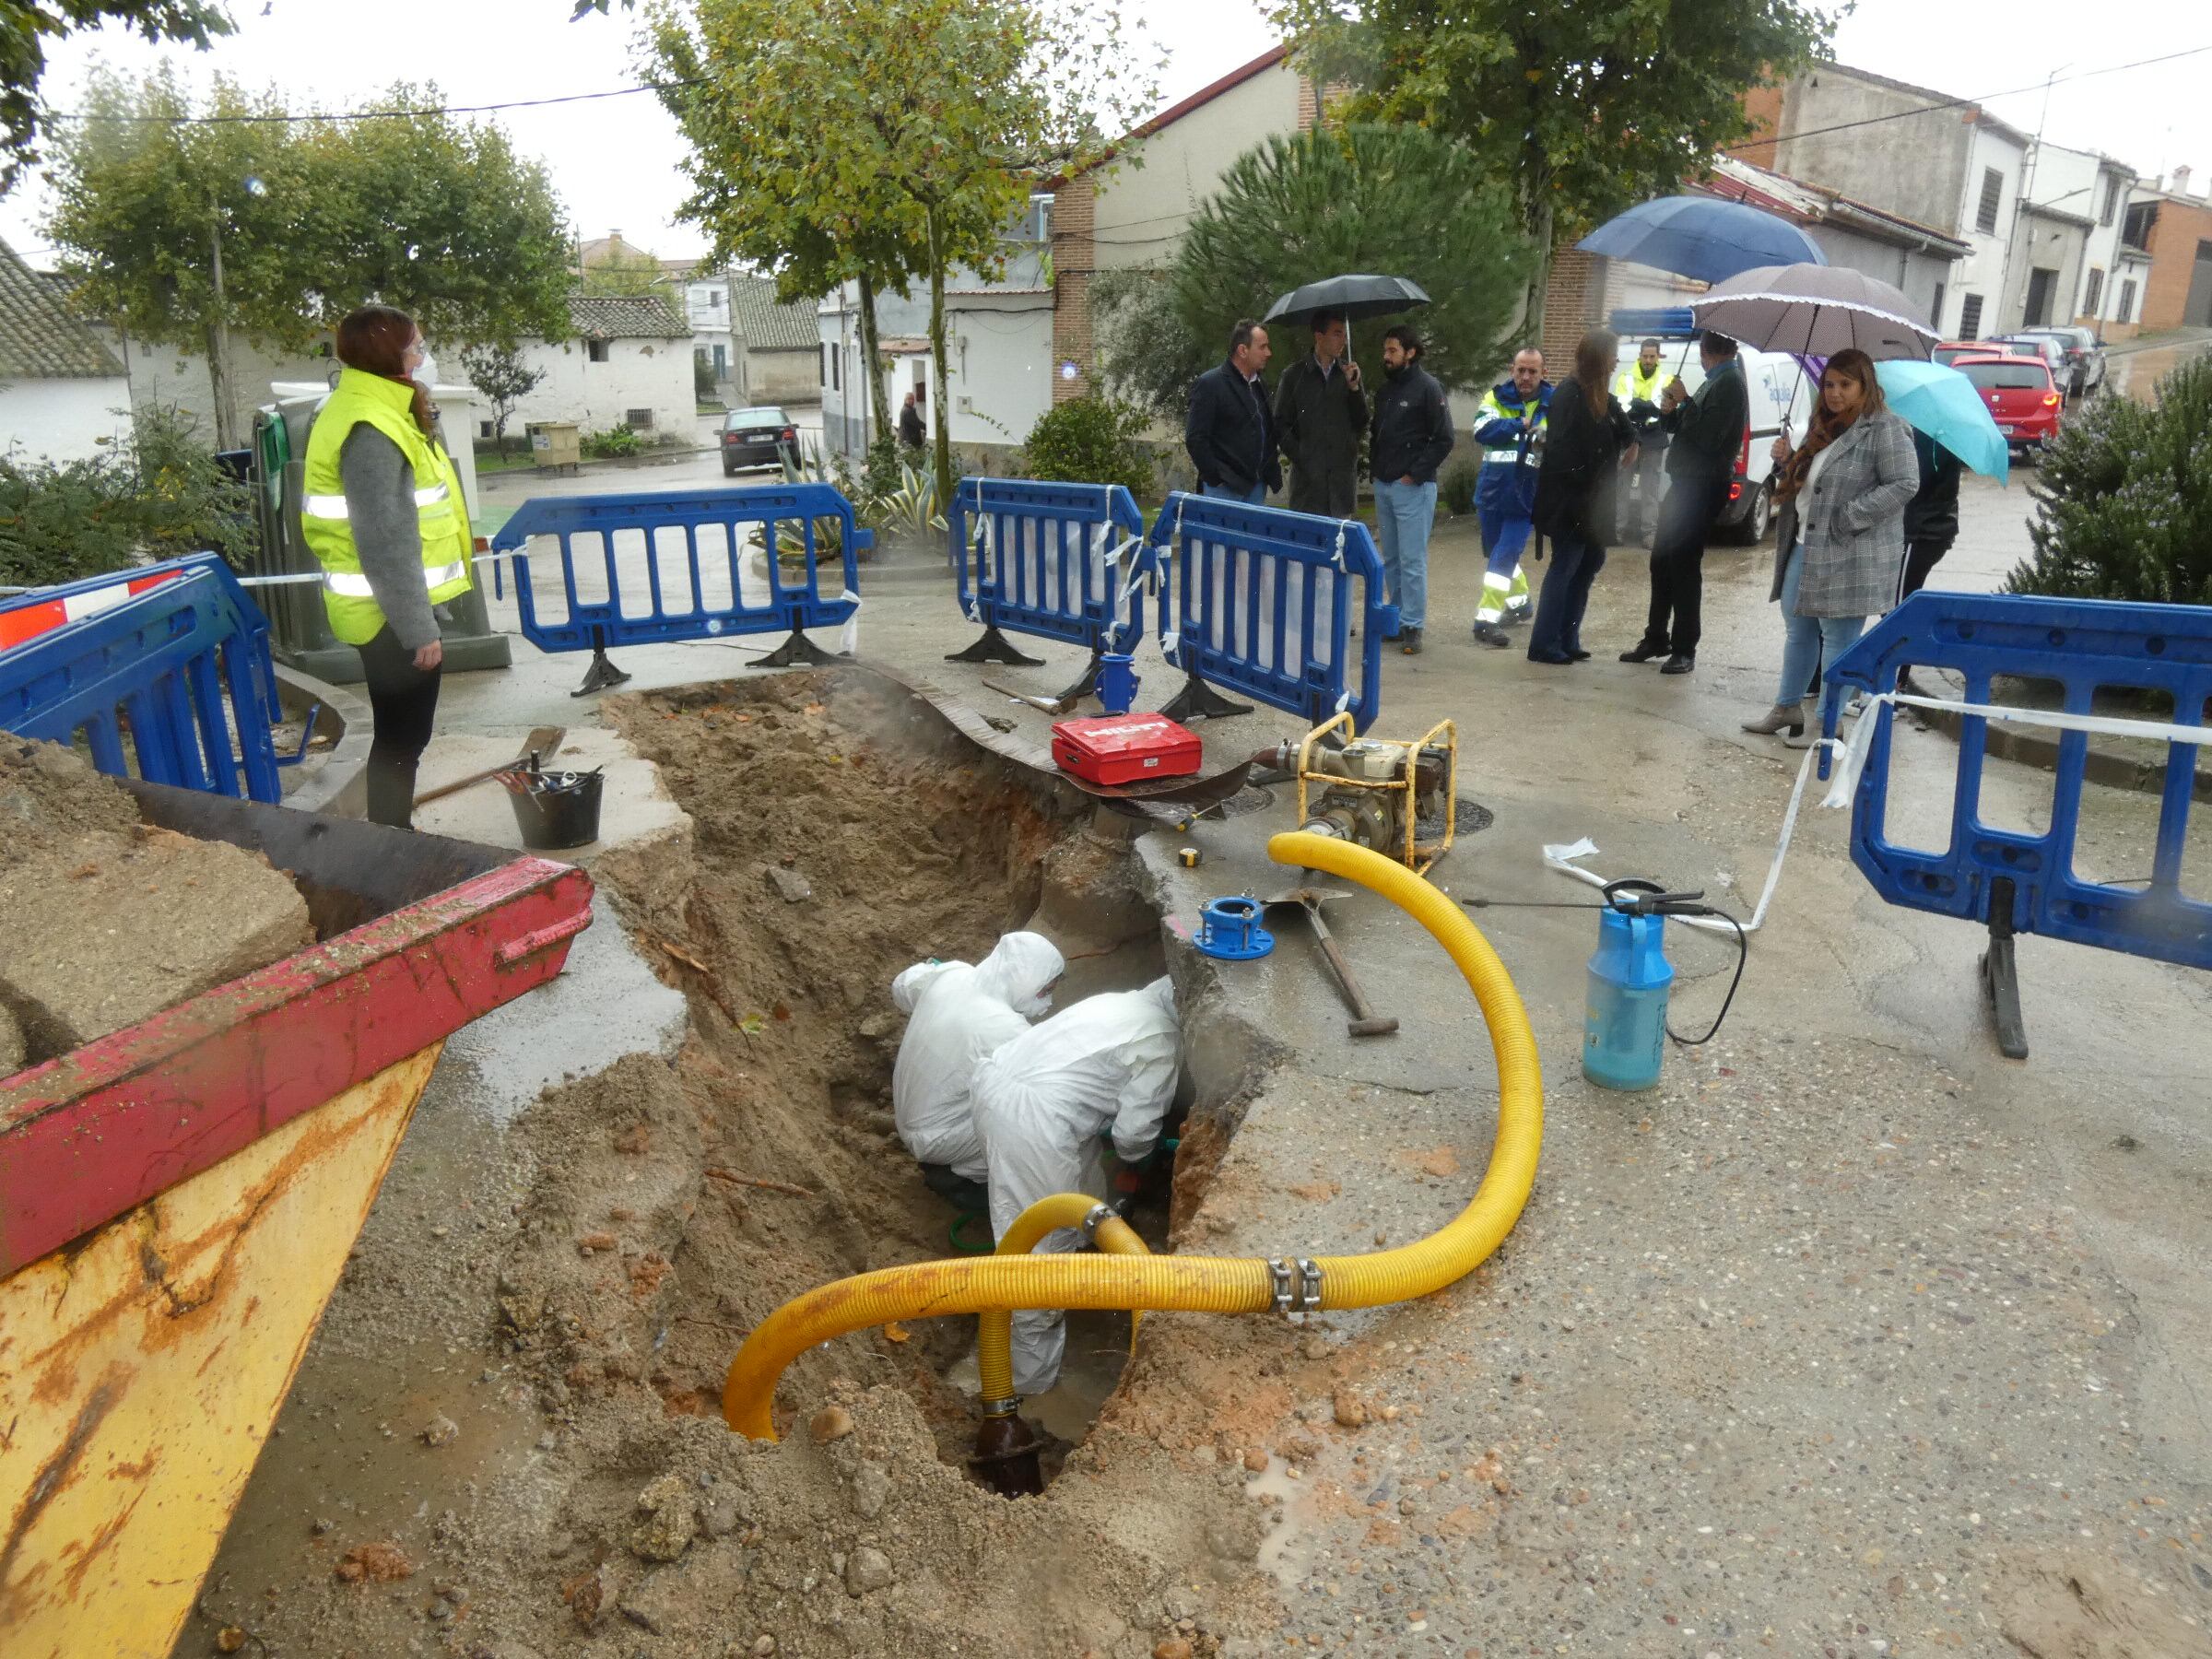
[723,830,1543,1441]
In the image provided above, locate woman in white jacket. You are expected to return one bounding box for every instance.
[971,976,1182,1397]
[889,932,1064,1198]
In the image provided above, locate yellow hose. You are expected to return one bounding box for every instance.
[976,1194,1151,1406]
[723,830,1543,1440]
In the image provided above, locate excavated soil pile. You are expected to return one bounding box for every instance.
[332,670,1279,1658]
[0,737,313,1070]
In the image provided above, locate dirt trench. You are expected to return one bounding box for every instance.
[375,669,1277,1659]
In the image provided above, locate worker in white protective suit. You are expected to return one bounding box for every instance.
[971,975,1181,1397]
[889,932,1065,1199]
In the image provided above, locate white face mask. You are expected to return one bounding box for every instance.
[414,351,437,385]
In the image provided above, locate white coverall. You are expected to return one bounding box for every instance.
[889,931,1065,1182]
[971,975,1181,1396]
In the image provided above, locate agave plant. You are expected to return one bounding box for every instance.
[879,460,947,538]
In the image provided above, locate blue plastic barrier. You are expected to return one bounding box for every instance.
[0,555,288,803]
[1821,589,2212,1057]
[945,477,1150,703]
[1145,490,1395,731]
[489,485,871,695]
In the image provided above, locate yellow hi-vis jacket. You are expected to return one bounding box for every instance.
[300,366,473,646]
[1614,360,1667,408]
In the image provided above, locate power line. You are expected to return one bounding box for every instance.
[49,77,704,126]
[1724,43,2212,153]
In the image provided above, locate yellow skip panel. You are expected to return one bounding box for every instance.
[0,1043,442,1657]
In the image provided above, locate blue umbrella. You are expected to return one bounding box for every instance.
[1577,195,1827,285]
[1874,359,2010,482]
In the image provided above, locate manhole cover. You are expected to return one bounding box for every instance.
[1217,785,1275,819]
[1419,797,1493,838]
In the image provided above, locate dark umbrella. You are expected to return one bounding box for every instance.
[1263,273,1432,325]
[1692,263,1936,360]
[1262,274,1430,365]
[1576,196,1827,285]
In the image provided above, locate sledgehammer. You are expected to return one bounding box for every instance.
[1263,888,1399,1038]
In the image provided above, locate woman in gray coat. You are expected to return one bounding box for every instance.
[1742,348,1919,744]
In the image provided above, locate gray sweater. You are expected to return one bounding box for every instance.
[338,424,441,650]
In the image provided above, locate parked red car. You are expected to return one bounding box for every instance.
[1947,353,2064,458]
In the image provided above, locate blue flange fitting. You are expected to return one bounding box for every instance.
[1194,895,1274,960]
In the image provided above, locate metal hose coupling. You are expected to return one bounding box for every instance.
[1269,1257,1324,1315]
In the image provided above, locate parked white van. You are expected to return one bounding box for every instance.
[1607,314,1815,546]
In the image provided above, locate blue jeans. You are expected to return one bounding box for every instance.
[1527,535,1605,661]
[1372,479,1436,630]
[1202,480,1266,504]
[1776,540,1868,704]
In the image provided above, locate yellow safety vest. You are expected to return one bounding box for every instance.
[300,366,473,646]
[1614,362,1666,406]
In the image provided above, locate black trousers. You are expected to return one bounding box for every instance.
[1639,478,1724,657]
[357,625,442,830]
[1899,537,1951,601]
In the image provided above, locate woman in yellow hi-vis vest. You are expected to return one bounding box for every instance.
[300,305,473,828]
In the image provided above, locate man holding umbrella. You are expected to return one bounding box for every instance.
[1273,311,1366,518]
[1620,330,1747,675]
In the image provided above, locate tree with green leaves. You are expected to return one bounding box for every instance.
[44,68,573,446]
[1271,0,1833,333]
[0,0,230,189]
[458,342,545,460]
[2005,356,2212,605]
[645,0,1156,507]
[1095,124,1527,427]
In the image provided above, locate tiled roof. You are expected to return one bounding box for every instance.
[0,241,124,380]
[568,293,688,339]
[728,275,819,352]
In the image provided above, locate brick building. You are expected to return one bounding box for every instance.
[2122,171,2212,334]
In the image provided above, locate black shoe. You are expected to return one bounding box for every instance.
[1526,648,1573,665]
[1569,649,1593,662]
[1472,622,1511,649]
[1618,641,1668,664]
[1660,653,1696,676]
[1399,627,1423,656]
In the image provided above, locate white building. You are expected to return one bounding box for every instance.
[487,294,695,444]
[0,241,133,465]
[2020,141,2143,331]
[672,265,736,395]
[818,225,1054,465]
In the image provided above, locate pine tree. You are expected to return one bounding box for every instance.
[1095,124,1529,424]
[2005,356,2212,605]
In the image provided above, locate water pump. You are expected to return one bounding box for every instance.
[1266,713,1458,873]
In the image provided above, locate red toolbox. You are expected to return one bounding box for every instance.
[1051,712,1204,786]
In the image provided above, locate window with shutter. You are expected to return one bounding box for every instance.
[1976,169,2004,235]
[1959,294,1984,339]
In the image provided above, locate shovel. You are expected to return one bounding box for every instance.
[1263,887,1398,1038]
[414,724,568,807]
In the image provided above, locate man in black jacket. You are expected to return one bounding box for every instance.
[1274,311,1366,517]
[1621,331,1748,675]
[1184,319,1280,503]
[1368,324,1455,654]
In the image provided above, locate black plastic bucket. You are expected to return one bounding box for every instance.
[507,771,605,851]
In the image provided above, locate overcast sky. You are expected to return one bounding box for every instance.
[3,0,2204,268]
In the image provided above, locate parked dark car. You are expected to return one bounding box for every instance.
[2007,325,2105,396]
[1951,353,2064,458]
[721,406,798,475]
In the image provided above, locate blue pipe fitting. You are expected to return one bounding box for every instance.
[1194,895,1273,960]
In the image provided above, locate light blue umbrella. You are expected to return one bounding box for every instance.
[1874,359,2010,483]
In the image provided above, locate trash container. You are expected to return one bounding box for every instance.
[529,420,582,475]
